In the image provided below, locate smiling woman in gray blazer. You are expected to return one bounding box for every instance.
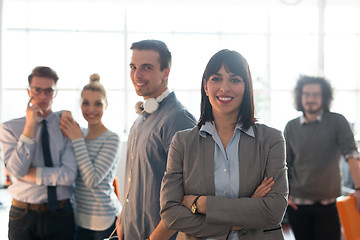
[160,49,288,240]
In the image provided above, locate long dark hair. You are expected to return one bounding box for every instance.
[198,49,257,130]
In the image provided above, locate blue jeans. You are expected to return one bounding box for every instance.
[74,217,117,240]
[8,201,75,240]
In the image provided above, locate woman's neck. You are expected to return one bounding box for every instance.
[213,113,238,149]
[85,122,107,140]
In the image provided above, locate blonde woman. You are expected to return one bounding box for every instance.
[60,74,121,240]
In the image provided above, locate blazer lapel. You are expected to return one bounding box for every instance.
[238,126,256,197]
[203,134,215,195]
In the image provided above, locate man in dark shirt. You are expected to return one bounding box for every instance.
[284,75,360,240]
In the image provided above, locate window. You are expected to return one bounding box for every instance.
[1,0,360,137]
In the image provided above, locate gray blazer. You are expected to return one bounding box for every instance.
[160,124,288,240]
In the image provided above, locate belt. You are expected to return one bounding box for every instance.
[12,199,69,212]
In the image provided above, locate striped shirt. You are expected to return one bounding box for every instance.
[72,130,122,231]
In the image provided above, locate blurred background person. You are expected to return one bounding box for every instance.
[60,73,121,240]
[284,75,360,240]
[0,66,77,240]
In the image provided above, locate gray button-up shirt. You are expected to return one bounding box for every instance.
[121,92,196,239]
[0,111,77,203]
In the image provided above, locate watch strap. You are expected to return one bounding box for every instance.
[191,195,201,214]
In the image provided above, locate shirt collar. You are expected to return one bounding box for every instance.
[156,88,171,103]
[36,111,55,123]
[199,121,255,138]
[299,110,323,125]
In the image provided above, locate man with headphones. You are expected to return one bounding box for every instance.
[117,40,196,240]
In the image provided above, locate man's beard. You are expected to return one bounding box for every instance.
[305,104,322,115]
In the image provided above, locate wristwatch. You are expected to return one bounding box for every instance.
[191,196,201,214]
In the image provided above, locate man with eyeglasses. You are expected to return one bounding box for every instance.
[0,66,77,240]
[284,75,360,240]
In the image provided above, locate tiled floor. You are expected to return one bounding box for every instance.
[0,188,296,240]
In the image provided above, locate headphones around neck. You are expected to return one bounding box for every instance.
[134,89,171,115]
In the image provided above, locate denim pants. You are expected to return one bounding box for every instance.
[74,217,117,240]
[8,201,75,240]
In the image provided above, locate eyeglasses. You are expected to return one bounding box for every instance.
[28,87,57,96]
[302,92,321,99]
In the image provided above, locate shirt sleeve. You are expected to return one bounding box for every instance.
[335,114,359,160]
[72,133,120,188]
[0,123,34,178]
[39,137,77,186]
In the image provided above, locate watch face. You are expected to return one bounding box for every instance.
[191,204,197,214]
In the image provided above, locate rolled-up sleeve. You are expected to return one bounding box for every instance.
[0,124,34,178]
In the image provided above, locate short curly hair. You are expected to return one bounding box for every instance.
[294,75,333,113]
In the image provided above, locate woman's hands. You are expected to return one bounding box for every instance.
[181,177,274,216]
[251,177,274,198]
[59,111,82,141]
[232,177,274,231]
